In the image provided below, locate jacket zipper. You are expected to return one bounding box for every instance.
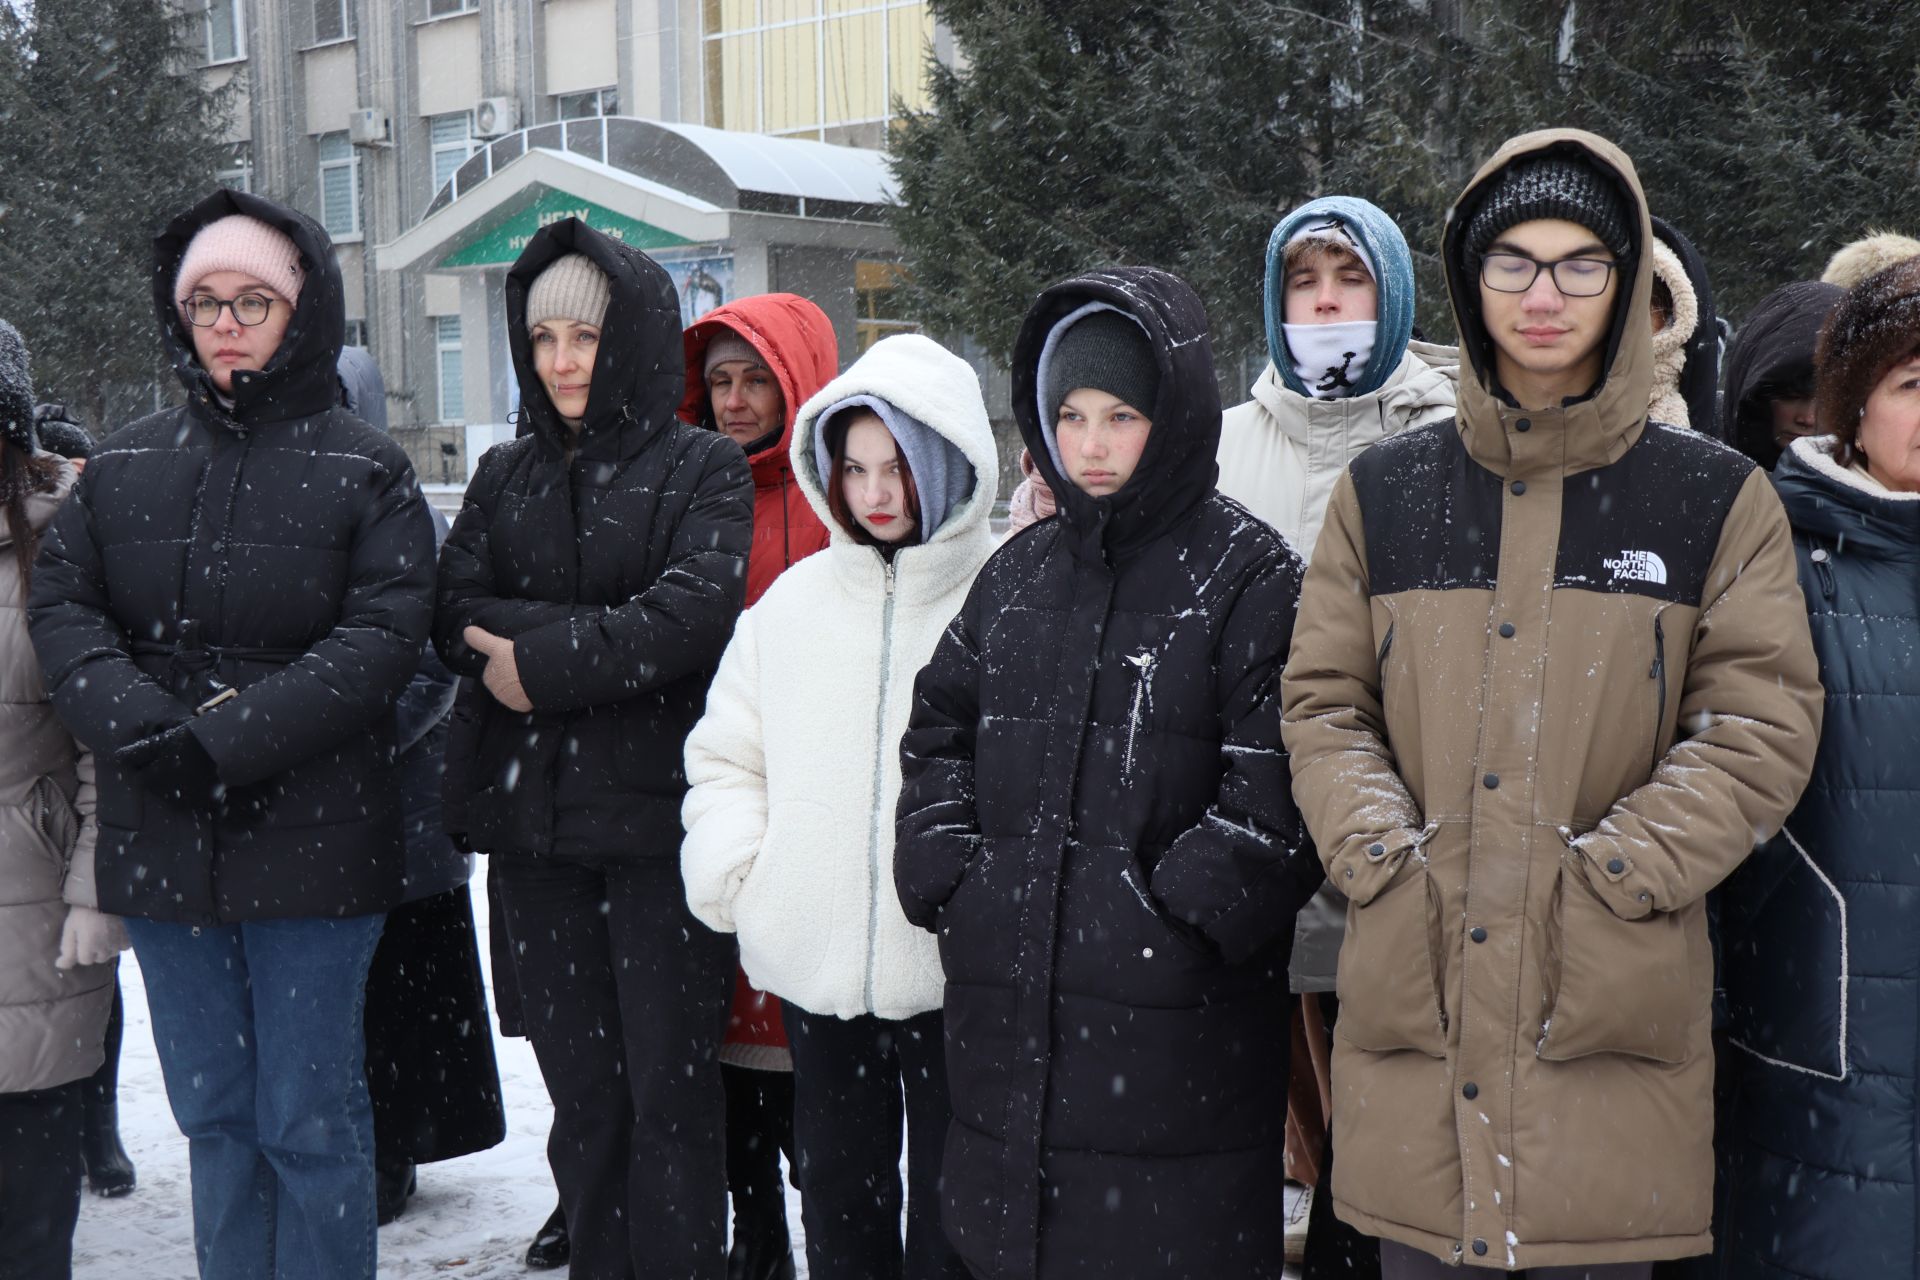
[862,557,898,1015]
[1648,610,1668,776]
[1376,622,1395,698]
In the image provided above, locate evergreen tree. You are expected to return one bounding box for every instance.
[0,0,233,427]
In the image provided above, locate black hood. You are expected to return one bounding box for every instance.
[504,217,686,466]
[1651,215,1720,434]
[1011,266,1220,562]
[152,188,345,425]
[1719,280,1844,469]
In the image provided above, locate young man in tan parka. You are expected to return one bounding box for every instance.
[1280,130,1823,1276]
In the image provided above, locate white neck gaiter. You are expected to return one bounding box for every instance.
[1284,320,1376,400]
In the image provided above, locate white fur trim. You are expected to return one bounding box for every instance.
[1788,432,1920,500]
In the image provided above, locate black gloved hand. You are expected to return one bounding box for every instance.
[115,721,224,807]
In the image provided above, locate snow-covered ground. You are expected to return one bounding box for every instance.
[70,872,813,1278]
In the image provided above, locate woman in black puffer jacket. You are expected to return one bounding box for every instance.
[895,266,1322,1280]
[28,189,436,1279]
[1708,259,1920,1280]
[434,217,753,1278]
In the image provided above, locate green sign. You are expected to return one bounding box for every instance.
[438,185,693,268]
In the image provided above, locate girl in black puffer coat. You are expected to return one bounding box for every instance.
[895,266,1322,1280]
[434,217,753,1278]
[28,189,436,1279]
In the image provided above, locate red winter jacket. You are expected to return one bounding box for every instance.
[680,294,838,609]
[680,294,839,1059]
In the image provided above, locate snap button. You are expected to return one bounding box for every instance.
[1483,773,1500,790]
[1462,1082,1479,1100]
[1511,480,1527,496]
[1344,868,1354,880]
[1473,1239,1489,1256]
[1607,858,1626,875]
[1367,842,1386,860]
[1810,548,1829,563]
[1515,418,1532,433]
[1471,926,1488,943]
[1498,622,1515,639]
[210,540,225,553]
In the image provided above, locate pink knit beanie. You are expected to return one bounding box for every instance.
[174,215,306,308]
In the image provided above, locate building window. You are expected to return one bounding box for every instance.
[556,87,619,120]
[205,0,245,63]
[343,319,370,348]
[427,0,478,16]
[854,261,916,352]
[700,0,934,138]
[429,112,477,194]
[317,132,362,238]
[315,0,356,43]
[436,316,464,423]
[217,143,253,194]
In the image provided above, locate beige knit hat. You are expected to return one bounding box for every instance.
[526,254,611,332]
[174,214,306,307]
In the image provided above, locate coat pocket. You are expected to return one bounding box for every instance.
[1721,826,1848,1081]
[1537,854,1696,1065]
[1334,854,1447,1057]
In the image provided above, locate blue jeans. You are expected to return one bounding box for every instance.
[127,914,385,1280]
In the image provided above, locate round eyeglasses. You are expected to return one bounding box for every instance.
[1478,253,1622,298]
[181,293,279,328]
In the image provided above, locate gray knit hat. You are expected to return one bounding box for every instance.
[1465,155,1635,266]
[1042,309,1159,419]
[0,321,32,451]
[526,254,611,332]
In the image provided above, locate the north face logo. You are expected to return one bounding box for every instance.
[1603,549,1668,586]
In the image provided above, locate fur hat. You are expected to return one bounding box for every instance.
[174,214,306,307]
[525,254,611,332]
[0,321,32,451]
[1820,231,1920,291]
[1815,256,1920,468]
[1647,237,1700,427]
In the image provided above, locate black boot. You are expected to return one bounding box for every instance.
[525,1202,569,1271]
[82,980,136,1198]
[374,1158,416,1226]
[726,1199,795,1280]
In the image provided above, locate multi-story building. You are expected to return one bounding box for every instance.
[198,0,949,491]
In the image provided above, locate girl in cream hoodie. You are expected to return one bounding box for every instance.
[682,333,996,1280]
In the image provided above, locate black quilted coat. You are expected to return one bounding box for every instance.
[894,266,1321,1279]
[433,218,752,858]
[27,188,435,924]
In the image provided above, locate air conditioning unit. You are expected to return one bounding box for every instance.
[473,97,519,138]
[347,106,389,146]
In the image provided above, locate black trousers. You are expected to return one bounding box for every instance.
[1380,1241,1651,1280]
[364,885,507,1167]
[723,1063,794,1221]
[495,854,734,1280]
[0,1080,85,1280]
[783,1004,967,1280]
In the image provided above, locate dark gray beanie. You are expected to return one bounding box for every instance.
[0,321,32,451]
[1043,310,1159,418]
[1465,155,1635,267]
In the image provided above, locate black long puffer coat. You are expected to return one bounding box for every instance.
[433,218,752,858]
[27,188,436,924]
[1705,437,1920,1279]
[894,266,1322,1280]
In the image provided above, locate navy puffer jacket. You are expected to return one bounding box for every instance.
[1710,435,1920,1279]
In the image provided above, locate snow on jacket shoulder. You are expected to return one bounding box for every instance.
[1,457,112,1093]
[682,334,997,1021]
[1219,342,1458,576]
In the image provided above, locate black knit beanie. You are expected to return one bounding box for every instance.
[0,321,33,451]
[1465,155,1635,267]
[1043,310,1160,419]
